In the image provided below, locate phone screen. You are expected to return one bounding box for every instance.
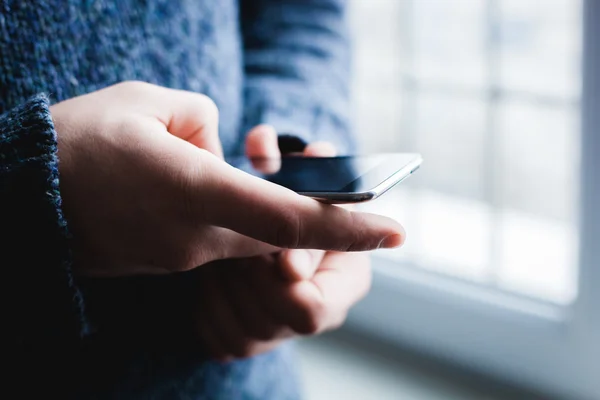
[225,154,416,193]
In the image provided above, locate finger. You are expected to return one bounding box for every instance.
[225,260,293,341]
[245,125,281,174]
[249,157,282,175]
[246,125,281,158]
[246,129,281,174]
[159,88,224,158]
[247,252,371,335]
[303,142,337,157]
[305,252,372,329]
[195,155,406,252]
[274,142,335,280]
[246,265,321,335]
[244,259,302,331]
[278,249,325,281]
[244,258,328,335]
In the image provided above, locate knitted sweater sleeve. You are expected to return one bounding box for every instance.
[0,95,87,348]
[240,0,356,153]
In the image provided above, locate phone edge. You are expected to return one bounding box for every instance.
[300,154,423,204]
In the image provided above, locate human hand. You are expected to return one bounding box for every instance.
[193,248,371,360]
[52,82,405,277]
[245,125,366,281]
[189,126,385,360]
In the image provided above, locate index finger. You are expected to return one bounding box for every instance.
[196,154,405,252]
[290,252,372,332]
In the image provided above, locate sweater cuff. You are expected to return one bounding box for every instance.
[0,94,88,344]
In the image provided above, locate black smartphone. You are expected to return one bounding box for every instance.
[225,153,422,203]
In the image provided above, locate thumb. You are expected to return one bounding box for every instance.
[246,124,280,158]
[245,124,281,174]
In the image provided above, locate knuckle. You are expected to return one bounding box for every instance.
[342,212,366,252]
[196,94,219,119]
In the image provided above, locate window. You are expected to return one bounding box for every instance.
[347,1,599,398]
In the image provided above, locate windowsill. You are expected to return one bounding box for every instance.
[359,187,579,305]
[298,329,557,400]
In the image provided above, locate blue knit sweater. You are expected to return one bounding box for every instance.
[0,1,353,398]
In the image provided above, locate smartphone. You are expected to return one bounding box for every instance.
[225,153,422,203]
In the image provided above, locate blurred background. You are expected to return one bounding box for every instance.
[298,1,599,399]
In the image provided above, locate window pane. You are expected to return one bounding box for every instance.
[364,188,494,282]
[352,87,405,154]
[349,0,405,87]
[413,92,487,201]
[361,92,494,282]
[496,0,582,98]
[412,0,486,88]
[495,100,580,303]
[349,0,582,305]
[497,100,579,222]
[349,0,405,153]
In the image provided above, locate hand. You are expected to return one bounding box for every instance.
[245,125,354,282]
[191,125,381,360]
[53,82,405,277]
[193,251,371,361]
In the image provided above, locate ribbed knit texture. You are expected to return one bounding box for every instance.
[0,95,86,342]
[0,1,353,398]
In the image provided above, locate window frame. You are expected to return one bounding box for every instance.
[346,1,600,399]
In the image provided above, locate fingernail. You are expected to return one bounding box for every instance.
[287,250,313,280]
[379,234,404,249]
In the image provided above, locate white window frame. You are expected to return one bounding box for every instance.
[347,1,600,399]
